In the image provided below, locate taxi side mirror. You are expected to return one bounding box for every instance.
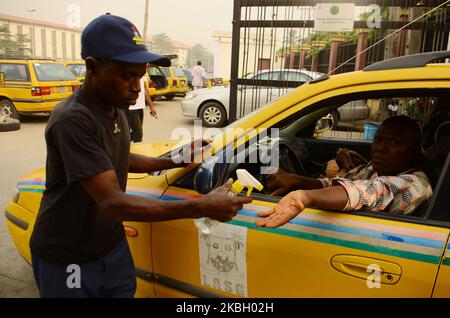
[0,72,5,87]
[193,156,220,194]
[314,114,334,134]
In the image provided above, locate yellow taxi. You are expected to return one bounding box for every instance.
[160,66,189,100]
[5,52,450,297]
[146,65,170,100]
[64,61,86,83]
[0,59,80,119]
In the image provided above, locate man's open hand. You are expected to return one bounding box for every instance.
[256,190,308,228]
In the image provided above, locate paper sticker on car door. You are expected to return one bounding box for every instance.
[198,223,247,296]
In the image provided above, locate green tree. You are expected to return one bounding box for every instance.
[187,43,213,72]
[0,26,31,59]
[14,33,32,59]
[151,33,174,55]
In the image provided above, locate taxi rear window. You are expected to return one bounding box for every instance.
[66,64,86,77]
[33,63,76,81]
[161,68,170,78]
[148,66,164,76]
[173,68,185,77]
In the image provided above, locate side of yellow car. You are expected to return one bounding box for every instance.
[160,66,188,100]
[0,59,80,119]
[5,52,450,298]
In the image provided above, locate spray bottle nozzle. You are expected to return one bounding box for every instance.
[231,169,264,196]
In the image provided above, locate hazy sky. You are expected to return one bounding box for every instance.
[0,0,234,50]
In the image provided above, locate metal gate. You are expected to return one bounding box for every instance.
[229,0,450,123]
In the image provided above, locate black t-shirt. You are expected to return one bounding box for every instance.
[30,88,131,263]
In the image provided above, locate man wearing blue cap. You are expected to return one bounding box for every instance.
[29,14,252,298]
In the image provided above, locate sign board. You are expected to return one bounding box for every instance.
[198,223,248,296]
[314,3,355,32]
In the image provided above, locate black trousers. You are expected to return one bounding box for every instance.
[129,109,144,143]
[31,238,136,298]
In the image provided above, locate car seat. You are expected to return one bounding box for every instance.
[423,121,450,188]
[410,120,450,218]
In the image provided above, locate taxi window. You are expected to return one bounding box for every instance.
[67,64,86,77]
[33,63,76,81]
[0,63,29,82]
[161,68,170,78]
[173,68,185,77]
[148,66,164,76]
[314,96,438,141]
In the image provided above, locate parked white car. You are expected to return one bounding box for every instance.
[181,69,324,127]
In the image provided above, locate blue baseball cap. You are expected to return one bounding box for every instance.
[81,14,171,66]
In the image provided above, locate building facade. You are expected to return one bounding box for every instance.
[0,13,82,61]
[212,31,277,80]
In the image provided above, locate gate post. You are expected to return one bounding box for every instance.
[355,30,368,71]
[328,36,346,75]
[299,46,309,70]
[229,0,241,123]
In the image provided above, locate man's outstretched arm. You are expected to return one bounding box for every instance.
[129,139,211,173]
[81,170,252,223]
[256,186,348,228]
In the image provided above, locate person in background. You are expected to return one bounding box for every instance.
[192,61,206,90]
[388,99,399,117]
[129,72,157,143]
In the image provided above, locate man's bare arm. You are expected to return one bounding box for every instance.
[129,153,182,173]
[80,170,252,222]
[256,186,348,228]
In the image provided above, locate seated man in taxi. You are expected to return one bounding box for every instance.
[256,116,432,228]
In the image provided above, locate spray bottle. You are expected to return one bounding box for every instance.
[194,169,263,234]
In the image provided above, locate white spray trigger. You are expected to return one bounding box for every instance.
[233,169,264,196]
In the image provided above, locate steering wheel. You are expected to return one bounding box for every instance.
[277,140,308,177]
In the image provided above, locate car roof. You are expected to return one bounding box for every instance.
[0,59,59,63]
[256,68,325,79]
[364,50,450,71]
[65,61,85,65]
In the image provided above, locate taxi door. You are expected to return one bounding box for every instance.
[150,183,450,297]
[150,148,450,298]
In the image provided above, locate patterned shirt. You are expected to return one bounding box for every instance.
[319,163,432,215]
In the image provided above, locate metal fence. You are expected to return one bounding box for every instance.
[228,0,450,123]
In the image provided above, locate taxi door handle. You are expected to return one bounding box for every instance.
[331,255,402,285]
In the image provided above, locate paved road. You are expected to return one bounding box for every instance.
[0,98,201,297]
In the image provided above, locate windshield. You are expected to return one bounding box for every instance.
[33,63,76,81]
[66,64,86,78]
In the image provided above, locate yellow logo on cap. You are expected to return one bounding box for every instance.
[131,25,145,46]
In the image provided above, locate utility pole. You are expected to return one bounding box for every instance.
[143,0,150,48]
[26,9,36,59]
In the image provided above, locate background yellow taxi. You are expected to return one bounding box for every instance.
[5,52,450,297]
[146,65,169,100]
[160,66,188,100]
[0,59,80,119]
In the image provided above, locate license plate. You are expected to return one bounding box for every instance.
[54,86,68,93]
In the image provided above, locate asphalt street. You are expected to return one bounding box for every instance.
[0,97,200,297]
